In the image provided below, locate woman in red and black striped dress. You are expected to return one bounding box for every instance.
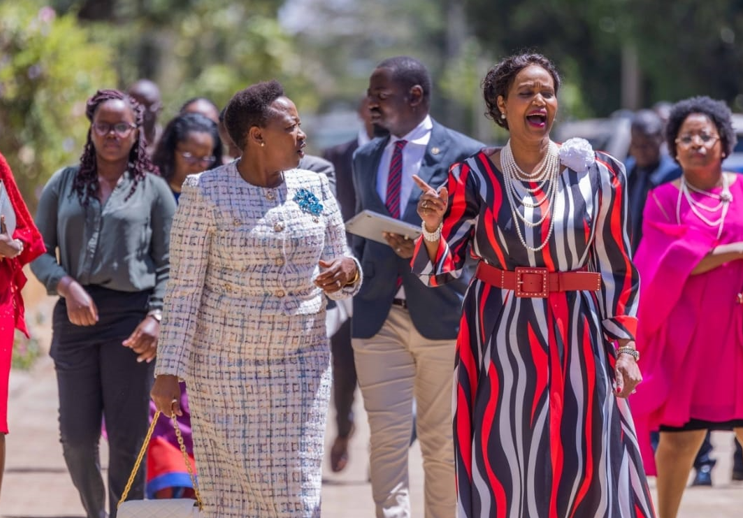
[412,54,655,517]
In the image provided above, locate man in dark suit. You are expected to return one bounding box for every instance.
[351,56,482,518]
[626,109,682,252]
[321,97,375,473]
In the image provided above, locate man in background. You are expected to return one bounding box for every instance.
[321,97,376,472]
[351,56,482,518]
[127,79,163,153]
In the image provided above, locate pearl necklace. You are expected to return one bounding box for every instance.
[676,173,732,239]
[501,140,562,252]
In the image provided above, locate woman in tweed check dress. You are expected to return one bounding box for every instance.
[151,80,362,518]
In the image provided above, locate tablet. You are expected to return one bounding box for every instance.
[345,210,421,245]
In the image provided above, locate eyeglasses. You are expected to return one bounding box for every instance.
[675,133,720,148]
[92,122,137,138]
[177,151,216,166]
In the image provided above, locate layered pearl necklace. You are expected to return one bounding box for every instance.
[675,173,733,240]
[501,140,562,252]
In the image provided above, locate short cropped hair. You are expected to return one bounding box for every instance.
[179,96,219,115]
[631,110,664,137]
[376,56,432,106]
[482,53,561,130]
[224,80,285,150]
[665,96,737,161]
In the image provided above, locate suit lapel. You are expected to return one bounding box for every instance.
[365,137,390,214]
[402,121,445,221]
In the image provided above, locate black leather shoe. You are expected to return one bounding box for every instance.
[691,465,713,487]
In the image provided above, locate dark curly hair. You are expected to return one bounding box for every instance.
[224,80,285,150]
[152,113,223,182]
[74,89,157,205]
[482,53,561,130]
[376,56,432,106]
[665,96,737,162]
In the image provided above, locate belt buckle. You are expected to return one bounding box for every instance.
[514,267,549,298]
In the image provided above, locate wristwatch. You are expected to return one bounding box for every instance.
[615,346,640,362]
[147,309,163,323]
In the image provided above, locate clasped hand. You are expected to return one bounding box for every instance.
[314,257,358,293]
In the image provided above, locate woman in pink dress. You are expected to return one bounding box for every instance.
[631,96,743,518]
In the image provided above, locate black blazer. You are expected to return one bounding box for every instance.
[323,138,359,222]
[351,119,483,340]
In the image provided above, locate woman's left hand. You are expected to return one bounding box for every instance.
[122,316,160,363]
[614,354,642,398]
[315,257,358,294]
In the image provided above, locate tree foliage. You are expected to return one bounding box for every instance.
[0,1,116,206]
[54,0,315,118]
[463,0,743,115]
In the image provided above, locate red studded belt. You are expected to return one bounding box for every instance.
[475,262,602,299]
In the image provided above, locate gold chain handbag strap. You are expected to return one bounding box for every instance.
[118,410,203,510]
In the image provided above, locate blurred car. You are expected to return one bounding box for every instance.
[723,113,743,173]
[554,116,632,161]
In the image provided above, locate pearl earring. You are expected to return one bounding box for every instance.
[261,142,265,147]
[501,112,506,120]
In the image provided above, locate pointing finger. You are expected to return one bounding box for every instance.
[412,175,435,194]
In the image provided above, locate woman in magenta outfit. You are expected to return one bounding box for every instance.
[631,96,743,518]
[0,152,45,497]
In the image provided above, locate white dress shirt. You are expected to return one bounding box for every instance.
[376,115,432,214]
[376,115,432,299]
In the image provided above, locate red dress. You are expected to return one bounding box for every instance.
[0,152,45,434]
[412,150,655,517]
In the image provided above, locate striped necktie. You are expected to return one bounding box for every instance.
[385,139,407,219]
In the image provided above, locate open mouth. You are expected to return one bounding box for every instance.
[526,113,547,128]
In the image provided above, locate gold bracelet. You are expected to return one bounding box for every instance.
[345,267,360,287]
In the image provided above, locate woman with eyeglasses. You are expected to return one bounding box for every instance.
[153,113,223,202]
[31,89,176,518]
[145,112,221,500]
[630,96,743,518]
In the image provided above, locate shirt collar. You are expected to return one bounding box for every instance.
[357,129,371,147]
[389,115,432,147]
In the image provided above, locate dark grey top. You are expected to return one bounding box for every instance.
[30,166,176,311]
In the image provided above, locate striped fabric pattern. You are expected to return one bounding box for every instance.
[385,139,407,218]
[412,150,655,518]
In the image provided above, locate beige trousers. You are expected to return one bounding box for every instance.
[352,305,456,518]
